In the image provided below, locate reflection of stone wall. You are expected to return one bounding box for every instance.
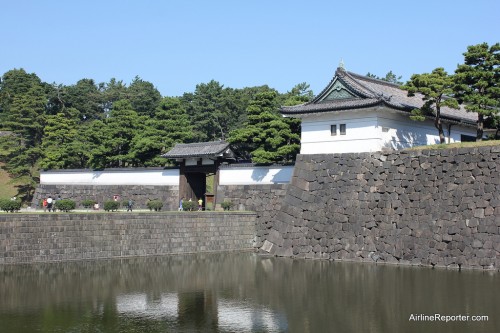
[264,146,500,271]
[0,212,256,264]
[216,184,288,248]
[32,184,179,210]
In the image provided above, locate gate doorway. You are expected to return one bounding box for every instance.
[162,141,234,210]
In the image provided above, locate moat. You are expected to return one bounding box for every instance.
[0,252,498,333]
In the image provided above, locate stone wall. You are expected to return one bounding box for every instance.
[262,146,500,271]
[216,184,288,248]
[32,184,179,211]
[0,212,256,264]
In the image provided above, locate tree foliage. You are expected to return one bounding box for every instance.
[454,42,500,141]
[228,90,300,164]
[366,71,404,85]
[402,68,458,144]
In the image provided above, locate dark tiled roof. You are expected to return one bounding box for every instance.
[162,141,231,158]
[281,67,477,125]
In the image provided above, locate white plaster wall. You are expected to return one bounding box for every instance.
[298,108,478,154]
[40,169,180,185]
[378,113,477,149]
[300,110,382,154]
[219,166,294,185]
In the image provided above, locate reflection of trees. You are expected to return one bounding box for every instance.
[0,253,498,332]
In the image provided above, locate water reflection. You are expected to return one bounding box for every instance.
[0,253,498,333]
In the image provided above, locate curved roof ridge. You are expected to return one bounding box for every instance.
[347,70,402,88]
[338,69,380,99]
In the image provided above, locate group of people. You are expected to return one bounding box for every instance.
[40,195,203,212]
[42,195,60,212]
[178,197,203,211]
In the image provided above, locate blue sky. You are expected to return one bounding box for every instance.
[1,0,499,97]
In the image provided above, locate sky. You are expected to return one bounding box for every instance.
[1,0,499,97]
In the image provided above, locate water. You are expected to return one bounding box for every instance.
[0,252,498,333]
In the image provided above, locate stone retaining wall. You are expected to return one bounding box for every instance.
[32,184,179,211]
[0,212,256,264]
[216,184,288,248]
[263,146,500,271]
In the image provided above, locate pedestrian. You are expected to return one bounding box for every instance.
[127,199,133,212]
[46,196,54,212]
[55,195,62,211]
[42,198,48,212]
[198,198,203,211]
[179,197,184,211]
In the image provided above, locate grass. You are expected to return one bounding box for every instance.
[0,163,18,199]
[405,139,500,151]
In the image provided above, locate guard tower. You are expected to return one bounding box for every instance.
[162,141,234,209]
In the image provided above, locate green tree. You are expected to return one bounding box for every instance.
[228,90,300,164]
[127,76,162,117]
[83,120,110,169]
[0,69,44,123]
[282,82,314,106]
[130,97,193,166]
[366,71,404,85]
[40,109,84,169]
[183,80,242,141]
[63,79,104,121]
[0,70,47,201]
[104,100,140,167]
[402,68,458,144]
[454,42,500,141]
[102,78,128,116]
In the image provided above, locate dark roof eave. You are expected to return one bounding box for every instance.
[282,100,478,127]
[281,99,384,116]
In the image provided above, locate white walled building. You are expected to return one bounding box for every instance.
[281,67,478,154]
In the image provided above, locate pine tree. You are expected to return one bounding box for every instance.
[454,42,500,141]
[229,91,300,164]
[402,68,458,144]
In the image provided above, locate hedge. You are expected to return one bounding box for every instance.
[147,200,163,211]
[54,199,76,212]
[0,198,21,212]
[104,201,120,212]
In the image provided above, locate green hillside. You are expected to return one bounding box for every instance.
[0,164,18,199]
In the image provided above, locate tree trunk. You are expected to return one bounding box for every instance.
[435,107,446,144]
[477,114,484,141]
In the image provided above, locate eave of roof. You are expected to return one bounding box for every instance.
[162,141,231,159]
[281,67,478,126]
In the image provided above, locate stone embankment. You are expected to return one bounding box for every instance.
[216,184,288,248]
[261,146,500,271]
[0,212,256,264]
[33,184,179,211]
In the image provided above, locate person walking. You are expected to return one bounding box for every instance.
[127,199,133,212]
[46,196,54,212]
[179,197,184,211]
[198,198,203,211]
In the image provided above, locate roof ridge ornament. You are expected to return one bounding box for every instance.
[338,58,345,71]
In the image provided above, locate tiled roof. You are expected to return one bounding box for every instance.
[281,68,478,125]
[162,141,231,158]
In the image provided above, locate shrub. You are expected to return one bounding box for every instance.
[0,198,21,212]
[81,199,96,209]
[182,200,196,211]
[54,199,76,212]
[104,200,120,212]
[147,199,163,211]
[221,201,234,211]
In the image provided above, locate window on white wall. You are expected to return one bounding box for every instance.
[330,125,337,136]
[340,124,346,135]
